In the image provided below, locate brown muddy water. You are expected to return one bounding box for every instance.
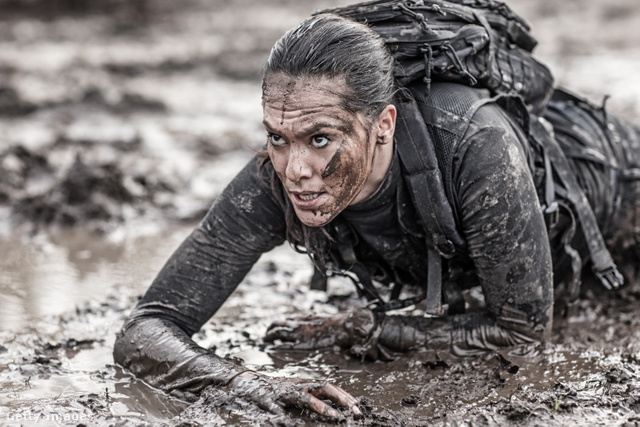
[2,0,640,425]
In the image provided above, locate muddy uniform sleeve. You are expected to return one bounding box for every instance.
[114,157,286,400]
[379,104,554,356]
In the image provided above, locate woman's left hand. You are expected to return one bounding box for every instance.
[264,308,379,353]
[264,312,351,349]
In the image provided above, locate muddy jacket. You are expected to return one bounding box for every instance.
[113,82,640,400]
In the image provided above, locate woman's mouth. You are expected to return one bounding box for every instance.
[298,193,319,201]
[290,192,324,208]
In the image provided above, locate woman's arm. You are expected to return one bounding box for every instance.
[380,109,553,354]
[114,157,362,418]
[113,157,362,417]
[114,157,287,399]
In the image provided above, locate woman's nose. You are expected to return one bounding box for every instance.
[285,144,313,183]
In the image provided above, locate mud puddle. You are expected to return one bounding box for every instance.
[0,225,194,425]
[2,224,640,426]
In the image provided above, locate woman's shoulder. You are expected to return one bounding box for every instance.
[209,153,285,226]
[221,153,276,198]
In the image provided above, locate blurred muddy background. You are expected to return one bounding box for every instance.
[1,0,640,425]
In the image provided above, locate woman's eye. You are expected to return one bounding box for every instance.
[311,135,330,148]
[268,133,285,146]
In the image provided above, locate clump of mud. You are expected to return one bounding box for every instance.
[6,146,145,227]
[0,0,272,233]
[0,135,185,232]
[0,86,36,115]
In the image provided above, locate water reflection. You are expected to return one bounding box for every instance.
[0,223,199,423]
[113,370,189,422]
[0,224,194,332]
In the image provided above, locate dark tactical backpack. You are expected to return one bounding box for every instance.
[312,0,623,315]
[317,0,555,115]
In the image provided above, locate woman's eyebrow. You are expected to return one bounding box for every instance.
[262,121,276,132]
[302,123,350,135]
[263,120,353,136]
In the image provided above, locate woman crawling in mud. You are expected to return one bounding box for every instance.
[114,1,640,421]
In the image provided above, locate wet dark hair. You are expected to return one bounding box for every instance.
[262,13,395,118]
[259,14,396,268]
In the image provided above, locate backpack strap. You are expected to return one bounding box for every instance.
[410,83,513,225]
[394,84,503,316]
[529,118,624,290]
[394,91,467,256]
[394,90,467,316]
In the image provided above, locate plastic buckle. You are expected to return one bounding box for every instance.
[544,201,559,230]
[425,303,448,317]
[594,266,623,290]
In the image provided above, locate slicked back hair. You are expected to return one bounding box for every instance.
[262,13,395,118]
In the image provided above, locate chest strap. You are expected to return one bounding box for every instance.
[329,219,428,314]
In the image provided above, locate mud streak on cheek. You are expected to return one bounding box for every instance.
[322,146,343,179]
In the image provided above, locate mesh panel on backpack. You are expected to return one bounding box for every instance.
[428,127,456,190]
[419,83,481,118]
[410,83,489,205]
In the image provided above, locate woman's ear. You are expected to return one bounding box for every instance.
[376,104,397,145]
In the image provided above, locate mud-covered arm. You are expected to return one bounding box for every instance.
[380,117,553,355]
[114,157,287,400]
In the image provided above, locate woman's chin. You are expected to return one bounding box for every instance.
[295,209,335,228]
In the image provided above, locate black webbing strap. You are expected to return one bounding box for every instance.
[393,93,465,256]
[531,118,624,290]
[393,92,467,316]
[425,246,446,316]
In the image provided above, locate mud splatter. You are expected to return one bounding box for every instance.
[280,80,298,125]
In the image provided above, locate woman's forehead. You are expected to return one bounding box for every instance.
[262,74,349,105]
[262,73,372,136]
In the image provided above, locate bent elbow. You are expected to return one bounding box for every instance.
[498,302,553,345]
[112,323,139,371]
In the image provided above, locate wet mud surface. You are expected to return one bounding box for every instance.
[2,0,640,425]
[4,248,640,426]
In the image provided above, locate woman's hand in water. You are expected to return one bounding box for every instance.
[227,371,361,420]
[264,308,377,350]
[264,308,387,360]
[264,312,349,349]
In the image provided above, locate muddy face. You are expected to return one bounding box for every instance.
[262,74,395,227]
